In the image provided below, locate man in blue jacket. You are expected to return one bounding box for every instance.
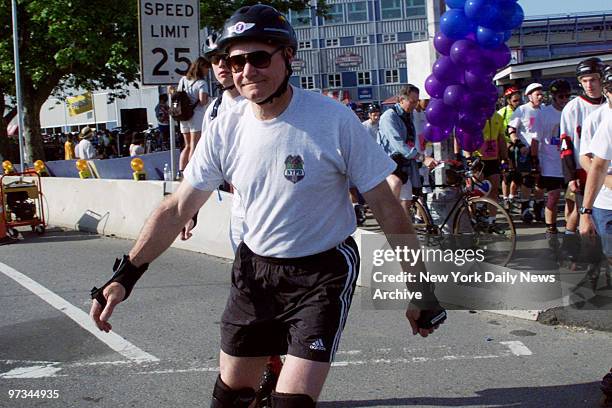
[378,85,436,216]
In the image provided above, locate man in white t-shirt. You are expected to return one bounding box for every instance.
[74,127,97,159]
[531,79,571,234]
[508,83,544,222]
[89,6,445,408]
[560,57,607,235]
[361,103,380,140]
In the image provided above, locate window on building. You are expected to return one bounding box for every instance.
[300,76,315,90]
[406,0,426,17]
[382,33,397,43]
[385,69,400,84]
[381,0,402,20]
[328,73,342,88]
[325,4,344,24]
[355,35,369,45]
[347,1,368,22]
[289,8,311,27]
[357,71,371,86]
[413,31,427,41]
[299,40,312,49]
[325,38,340,48]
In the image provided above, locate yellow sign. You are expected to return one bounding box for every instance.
[67,92,93,116]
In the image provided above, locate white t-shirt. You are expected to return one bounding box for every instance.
[581,105,612,210]
[560,96,606,170]
[532,104,563,177]
[201,90,247,251]
[184,86,395,257]
[179,77,209,105]
[75,139,96,159]
[362,119,379,141]
[129,144,144,157]
[508,103,541,147]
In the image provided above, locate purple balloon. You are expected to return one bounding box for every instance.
[458,114,484,133]
[434,33,455,56]
[466,59,496,78]
[450,39,479,67]
[426,99,459,129]
[432,56,464,85]
[484,44,512,68]
[423,123,452,143]
[440,9,477,40]
[456,128,485,152]
[443,84,470,108]
[425,74,447,99]
[464,69,493,92]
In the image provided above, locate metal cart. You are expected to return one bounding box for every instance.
[0,170,46,238]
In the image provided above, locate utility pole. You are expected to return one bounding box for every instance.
[11,0,26,171]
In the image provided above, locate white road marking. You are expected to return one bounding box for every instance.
[0,365,63,379]
[0,341,527,378]
[500,340,533,356]
[0,262,159,364]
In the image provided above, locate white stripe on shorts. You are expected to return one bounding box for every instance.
[331,242,358,360]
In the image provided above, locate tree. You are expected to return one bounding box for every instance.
[0,0,322,162]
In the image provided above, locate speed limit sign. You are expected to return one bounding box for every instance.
[138,0,200,85]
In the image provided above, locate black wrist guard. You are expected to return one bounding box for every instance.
[90,255,149,308]
[410,288,447,329]
[191,210,199,230]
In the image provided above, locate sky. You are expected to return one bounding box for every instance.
[520,0,611,17]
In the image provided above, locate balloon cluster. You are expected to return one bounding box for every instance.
[423,0,524,152]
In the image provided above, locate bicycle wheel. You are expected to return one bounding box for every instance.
[409,198,433,235]
[452,196,516,267]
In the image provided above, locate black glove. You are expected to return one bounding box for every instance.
[90,255,149,308]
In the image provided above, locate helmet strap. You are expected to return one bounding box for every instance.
[256,52,293,106]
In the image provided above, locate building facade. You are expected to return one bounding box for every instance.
[287,0,429,104]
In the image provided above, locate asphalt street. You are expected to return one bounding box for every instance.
[0,227,610,407]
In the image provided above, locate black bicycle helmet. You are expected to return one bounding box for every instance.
[576,57,605,79]
[217,4,298,53]
[549,79,571,94]
[203,32,221,61]
[367,103,381,113]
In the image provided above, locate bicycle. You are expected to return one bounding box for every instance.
[409,158,517,267]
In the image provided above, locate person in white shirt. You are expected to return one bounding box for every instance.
[175,57,210,176]
[89,6,444,407]
[508,83,544,222]
[129,132,145,157]
[74,126,97,159]
[560,57,606,234]
[361,103,380,140]
[531,79,571,234]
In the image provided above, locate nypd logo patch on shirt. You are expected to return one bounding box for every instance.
[284,155,305,184]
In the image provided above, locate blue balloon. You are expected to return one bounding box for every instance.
[476,26,505,49]
[446,0,466,8]
[503,30,513,42]
[482,0,516,30]
[440,9,476,39]
[507,3,524,30]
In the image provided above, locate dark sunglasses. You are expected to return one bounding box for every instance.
[555,94,571,100]
[227,47,284,73]
[210,54,228,65]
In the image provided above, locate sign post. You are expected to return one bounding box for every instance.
[138,0,200,180]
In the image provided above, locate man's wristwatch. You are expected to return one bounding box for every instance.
[579,207,593,215]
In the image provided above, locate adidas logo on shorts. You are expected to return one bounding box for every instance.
[309,339,326,351]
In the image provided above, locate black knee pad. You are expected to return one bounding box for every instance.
[210,375,256,408]
[271,391,316,408]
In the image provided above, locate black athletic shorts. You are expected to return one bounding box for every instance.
[503,170,522,185]
[220,237,359,363]
[481,160,500,178]
[537,176,564,191]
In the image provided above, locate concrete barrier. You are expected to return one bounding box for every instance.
[39,177,234,259]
